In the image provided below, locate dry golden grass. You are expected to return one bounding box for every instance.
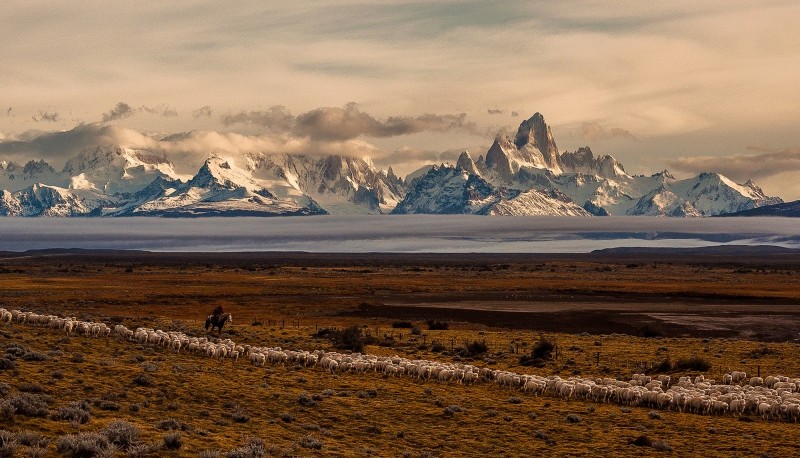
[1,258,800,456]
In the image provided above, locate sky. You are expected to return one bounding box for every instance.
[2,1,799,198]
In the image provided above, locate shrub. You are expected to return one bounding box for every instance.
[426,320,449,331]
[0,358,15,371]
[391,321,414,329]
[126,442,162,457]
[630,435,652,447]
[646,359,672,374]
[298,435,323,450]
[430,342,446,352]
[22,351,49,362]
[531,337,556,360]
[507,396,522,404]
[103,421,140,449]
[0,383,9,396]
[314,326,368,353]
[132,373,154,387]
[3,393,53,419]
[411,327,422,336]
[639,324,663,338]
[674,356,711,372]
[0,430,18,458]
[56,432,114,458]
[155,418,186,431]
[51,401,90,424]
[566,414,581,423]
[162,432,181,450]
[18,383,45,394]
[231,408,250,423]
[226,437,266,458]
[15,430,49,448]
[199,451,222,458]
[297,394,317,407]
[70,354,85,364]
[648,411,663,420]
[462,340,489,357]
[280,413,294,423]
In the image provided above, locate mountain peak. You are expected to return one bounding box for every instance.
[514,112,560,170]
[456,150,479,175]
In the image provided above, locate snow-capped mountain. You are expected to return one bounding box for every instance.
[246,154,405,215]
[123,157,326,217]
[0,112,784,217]
[0,184,111,217]
[62,145,188,195]
[0,160,67,192]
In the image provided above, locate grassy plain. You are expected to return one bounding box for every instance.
[1,252,799,456]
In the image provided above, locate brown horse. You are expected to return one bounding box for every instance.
[205,313,232,335]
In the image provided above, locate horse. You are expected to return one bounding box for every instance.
[205,313,232,335]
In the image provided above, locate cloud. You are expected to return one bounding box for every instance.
[668,146,800,182]
[101,102,179,122]
[102,102,135,122]
[192,106,213,119]
[221,102,478,141]
[220,106,295,134]
[487,109,503,115]
[140,105,178,118]
[32,111,61,123]
[580,122,639,142]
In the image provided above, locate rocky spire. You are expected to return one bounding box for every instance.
[455,150,479,175]
[514,112,560,170]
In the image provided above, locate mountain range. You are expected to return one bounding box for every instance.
[0,113,787,217]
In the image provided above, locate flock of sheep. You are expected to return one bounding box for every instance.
[3,308,800,422]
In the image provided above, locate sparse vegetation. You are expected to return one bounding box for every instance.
[426,320,449,331]
[1,256,800,455]
[674,356,711,372]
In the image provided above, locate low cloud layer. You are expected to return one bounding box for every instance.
[668,146,800,182]
[222,102,478,141]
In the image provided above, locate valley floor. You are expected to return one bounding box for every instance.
[1,251,799,456]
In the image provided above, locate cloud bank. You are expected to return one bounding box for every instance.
[668,146,800,182]
[222,102,477,141]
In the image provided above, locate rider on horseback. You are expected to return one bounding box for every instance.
[211,305,223,317]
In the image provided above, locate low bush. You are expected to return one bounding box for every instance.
[51,401,90,424]
[162,432,182,450]
[3,393,54,419]
[103,421,140,449]
[56,432,114,458]
[226,437,266,458]
[674,356,711,372]
[0,430,18,458]
[426,320,449,331]
[391,321,414,329]
[299,435,323,450]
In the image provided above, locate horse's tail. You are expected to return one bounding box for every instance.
[205,317,211,330]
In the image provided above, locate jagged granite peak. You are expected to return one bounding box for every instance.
[392,165,508,214]
[514,112,561,172]
[559,147,628,179]
[484,134,516,179]
[246,153,405,214]
[456,150,479,175]
[653,169,675,180]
